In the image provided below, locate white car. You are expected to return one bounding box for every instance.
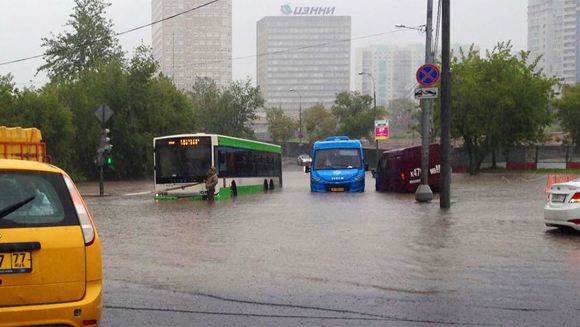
[544,179,580,230]
[297,154,312,166]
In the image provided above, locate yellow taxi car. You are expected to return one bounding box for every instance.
[0,159,102,327]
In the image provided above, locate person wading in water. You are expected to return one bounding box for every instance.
[205,166,218,201]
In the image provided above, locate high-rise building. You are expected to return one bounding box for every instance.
[152,0,232,90]
[528,0,579,84]
[256,14,351,118]
[355,45,425,106]
[355,44,479,105]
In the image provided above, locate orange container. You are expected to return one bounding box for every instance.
[0,126,46,162]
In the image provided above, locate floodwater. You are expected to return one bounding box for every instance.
[80,166,580,326]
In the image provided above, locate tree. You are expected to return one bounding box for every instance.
[191,78,263,138]
[265,107,297,143]
[53,47,194,179]
[15,86,75,169]
[332,91,386,141]
[303,104,337,143]
[0,75,18,126]
[554,85,580,145]
[0,75,75,170]
[38,0,123,81]
[445,42,556,174]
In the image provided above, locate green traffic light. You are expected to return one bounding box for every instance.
[106,156,112,165]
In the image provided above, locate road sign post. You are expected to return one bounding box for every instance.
[94,104,113,196]
[415,3,439,203]
[375,119,389,168]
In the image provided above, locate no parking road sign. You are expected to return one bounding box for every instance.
[416,64,440,87]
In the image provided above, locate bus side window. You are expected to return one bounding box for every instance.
[218,150,228,175]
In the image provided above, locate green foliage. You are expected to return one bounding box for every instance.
[2,2,198,180]
[265,107,297,143]
[16,86,75,170]
[332,91,386,141]
[554,85,580,145]
[445,42,556,175]
[38,0,123,81]
[0,76,76,171]
[303,103,337,143]
[190,78,263,138]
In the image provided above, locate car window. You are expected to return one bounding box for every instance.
[0,172,79,228]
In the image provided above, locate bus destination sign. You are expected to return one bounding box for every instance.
[179,138,201,146]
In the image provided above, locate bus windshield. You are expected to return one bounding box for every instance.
[155,137,211,183]
[313,148,361,170]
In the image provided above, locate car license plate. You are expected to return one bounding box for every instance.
[330,187,345,192]
[551,194,567,203]
[0,252,32,274]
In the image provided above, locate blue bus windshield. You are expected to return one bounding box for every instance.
[313,149,361,170]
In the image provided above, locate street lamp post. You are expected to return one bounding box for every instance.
[289,89,303,144]
[396,2,435,203]
[358,71,379,168]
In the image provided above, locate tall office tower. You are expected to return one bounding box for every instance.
[256,12,351,118]
[152,0,232,91]
[355,45,425,106]
[528,0,579,84]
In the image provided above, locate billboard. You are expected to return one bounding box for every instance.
[375,119,389,141]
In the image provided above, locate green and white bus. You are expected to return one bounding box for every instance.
[153,133,282,200]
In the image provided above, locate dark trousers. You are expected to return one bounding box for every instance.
[207,188,215,201]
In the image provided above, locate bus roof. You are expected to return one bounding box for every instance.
[312,137,362,150]
[153,133,282,154]
[381,144,440,157]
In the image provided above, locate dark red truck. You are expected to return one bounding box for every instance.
[373,144,440,193]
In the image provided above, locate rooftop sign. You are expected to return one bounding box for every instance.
[281,4,336,16]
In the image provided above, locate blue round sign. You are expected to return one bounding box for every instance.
[416,64,440,87]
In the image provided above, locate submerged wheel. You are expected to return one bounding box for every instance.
[269,179,275,190]
[263,179,269,192]
[231,181,238,197]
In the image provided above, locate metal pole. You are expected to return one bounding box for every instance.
[99,165,104,196]
[290,89,303,144]
[299,93,303,145]
[440,0,451,209]
[372,76,379,169]
[100,109,106,197]
[172,32,175,83]
[416,0,434,203]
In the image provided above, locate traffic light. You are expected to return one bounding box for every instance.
[100,128,112,153]
[96,128,113,167]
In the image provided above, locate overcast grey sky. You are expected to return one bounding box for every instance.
[0,0,528,88]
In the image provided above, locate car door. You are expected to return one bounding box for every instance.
[0,171,86,306]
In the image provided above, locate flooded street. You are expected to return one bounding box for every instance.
[80,167,580,326]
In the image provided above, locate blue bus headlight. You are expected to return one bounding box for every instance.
[354,173,365,182]
[311,175,321,183]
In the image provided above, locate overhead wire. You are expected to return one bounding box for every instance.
[172,29,411,70]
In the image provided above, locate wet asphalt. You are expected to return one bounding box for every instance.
[80,166,580,326]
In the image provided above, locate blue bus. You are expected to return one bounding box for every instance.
[305,136,366,192]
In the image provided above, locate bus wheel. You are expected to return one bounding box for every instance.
[263,180,269,192]
[269,179,275,190]
[231,181,238,197]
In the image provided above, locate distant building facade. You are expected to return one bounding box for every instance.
[355,45,424,106]
[355,44,479,105]
[528,0,579,84]
[152,0,232,90]
[256,14,351,118]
